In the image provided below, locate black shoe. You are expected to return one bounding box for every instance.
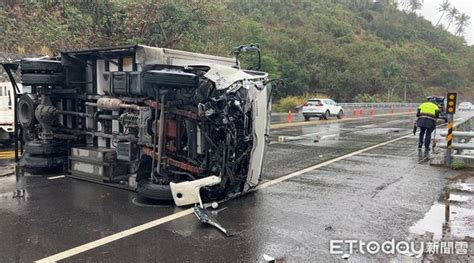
[418,145,422,149]
[425,147,431,152]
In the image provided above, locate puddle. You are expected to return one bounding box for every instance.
[409,203,447,240]
[358,124,378,128]
[352,128,402,136]
[455,183,474,192]
[409,172,474,241]
[449,193,472,202]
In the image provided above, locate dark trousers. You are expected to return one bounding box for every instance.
[419,127,434,148]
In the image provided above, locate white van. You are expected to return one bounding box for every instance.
[0,82,21,145]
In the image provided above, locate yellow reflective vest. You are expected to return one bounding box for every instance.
[418,102,439,117]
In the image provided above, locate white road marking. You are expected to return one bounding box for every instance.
[35,209,195,263]
[47,175,65,180]
[255,134,412,190]
[35,133,412,262]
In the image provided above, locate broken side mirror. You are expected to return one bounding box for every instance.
[233,44,261,71]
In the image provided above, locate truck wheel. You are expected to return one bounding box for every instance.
[18,94,38,130]
[304,115,310,121]
[24,140,67,155]
[19,153,66,174]
[20,59,63,73]
[137,180,174,201]
[21,73,65,86]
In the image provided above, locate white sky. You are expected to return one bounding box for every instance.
[419,0,474,45]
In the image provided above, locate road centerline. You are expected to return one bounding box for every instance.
[47,175,66,180]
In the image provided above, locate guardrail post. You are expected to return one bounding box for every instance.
[445,93,457,165]
[446,114,454,165]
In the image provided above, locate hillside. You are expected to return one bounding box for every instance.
[1,0,473,102]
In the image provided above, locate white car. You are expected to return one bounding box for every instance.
[302,98,344,121]
[458,102,472,111]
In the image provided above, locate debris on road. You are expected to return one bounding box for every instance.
[263,253,285,262]
[193,205,231,237]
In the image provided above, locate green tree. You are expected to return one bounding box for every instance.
[455,13,471,37]
[446,7,459,30]
[436,0,451,26]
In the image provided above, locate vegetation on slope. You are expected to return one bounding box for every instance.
[0,0,473,102]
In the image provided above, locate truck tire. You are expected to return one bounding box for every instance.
[21,73,65,86]
[24,140,67,155]
[18,94,38,130]
[137,180,174,201]
[19,153,66,174]
[20,59,63,73]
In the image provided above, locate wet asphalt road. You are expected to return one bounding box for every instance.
[0,112,471,262]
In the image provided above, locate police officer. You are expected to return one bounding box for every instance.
[416,97,440,151]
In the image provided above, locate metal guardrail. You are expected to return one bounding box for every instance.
[293,102,419,112]
[439,116,474,163]
[337,103,419,108]
[271,103,416,124]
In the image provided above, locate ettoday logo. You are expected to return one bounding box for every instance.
[330,240,468,258]
[330,239,424,258]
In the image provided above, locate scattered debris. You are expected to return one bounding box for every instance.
[263,253,275,262]
[263,253,285,262]
[342,253,350,260]
[12,189,25,198]
[193,206,231,236]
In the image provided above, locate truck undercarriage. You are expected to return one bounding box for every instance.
[4,45,271,206]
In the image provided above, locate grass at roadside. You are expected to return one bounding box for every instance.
[272,93,328,113]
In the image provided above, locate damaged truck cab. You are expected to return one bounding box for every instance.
[11,45,271,206]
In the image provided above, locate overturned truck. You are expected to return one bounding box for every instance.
[9,45,271,206]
